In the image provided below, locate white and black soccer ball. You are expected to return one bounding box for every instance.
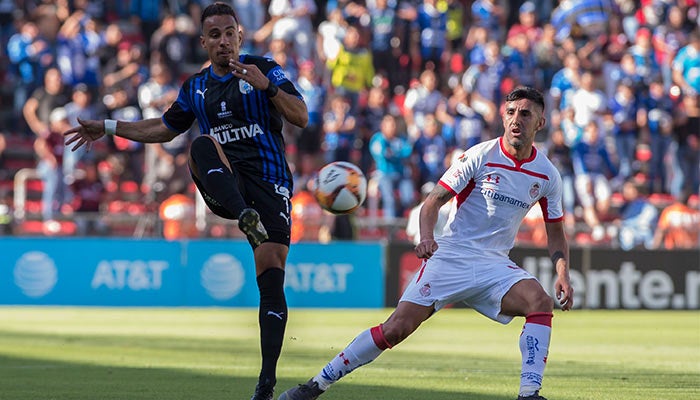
[313,161,367,215]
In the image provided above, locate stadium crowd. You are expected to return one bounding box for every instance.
[0,0,698,248]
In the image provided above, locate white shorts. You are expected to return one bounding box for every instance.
[399,251,537,324]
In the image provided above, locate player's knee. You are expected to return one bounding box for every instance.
[531,291,554,313]
[190,135,217,158]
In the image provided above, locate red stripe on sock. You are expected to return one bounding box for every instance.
[526,312,553,327]
[370,324,393,350]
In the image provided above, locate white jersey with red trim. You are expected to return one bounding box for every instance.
[437,137,563,258]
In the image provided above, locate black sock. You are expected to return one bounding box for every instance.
[257,268,287,387]
[189,137,246,217]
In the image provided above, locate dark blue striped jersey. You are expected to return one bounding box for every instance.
[162,54,302,190]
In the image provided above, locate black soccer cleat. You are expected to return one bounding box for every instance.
[238,208,268,246]
[277,379,325,400]
[517,391,547,400]
[250,381,274,400]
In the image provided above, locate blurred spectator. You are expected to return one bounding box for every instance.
[158,181,197,241]
[63,83,101,198]
[102,42,149,94]
[627,27,661,87]
[55,10,101,89]
[412,113,448,188]
[404,69,448,140]
[652,5,692,89]
[639,79,674,194]
[7,20,52,129]
[70,160,107,236]
[532,23,559,90]
[405,181,450,245]
[672,29,700,97]
[315,7,347,65]
[231,0,266,55]
[572,120,617,241]
[503,28,537,89]
[461,40,505,129]
[672,92,700,198]
[651,190,700,249]
[95,23,124,71]
[570,71,607,134]
[326,25,374,114]
[358,85,390,172]
[259,0,317,62]
[138,63,187,200]
[549,52,582,121]
[149,14,193,79]
[613,179,659,250]
[608,79,640,181]
[367,0,399,90]
[0,132,6,182]
[23,67,68,139]
[323,94,357,164]
[507,2,542,44]
[295,60,326,161]
[443,83,485,151]
[545,128,576,232]
[470,0,505,41]
[415,0,448,72]
[128,0,162,54]
[34,107,70,228]
[369,114,414,219]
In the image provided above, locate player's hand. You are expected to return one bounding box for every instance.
[229,60,267,90]
[63,118,105,151]
[554,275,574,311]
[415,238,438,259]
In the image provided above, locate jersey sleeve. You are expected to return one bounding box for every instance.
[437,147,480,195]
[539,168,564,223]
[253,55,304,100]
[162,85,196,134]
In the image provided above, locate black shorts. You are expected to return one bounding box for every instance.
[190,168,292,247]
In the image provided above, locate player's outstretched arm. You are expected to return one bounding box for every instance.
[63,117,179,151]
[545,221,574,311]
[415,184,453,259]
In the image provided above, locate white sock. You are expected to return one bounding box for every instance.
[519,312,552,397]
[313,325,391,391]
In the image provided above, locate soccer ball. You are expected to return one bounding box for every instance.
[313,161,367,215]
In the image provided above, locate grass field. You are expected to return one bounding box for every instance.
[0,307,697,400]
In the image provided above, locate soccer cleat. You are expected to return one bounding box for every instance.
[238,208,268,246]
[277,379,325,400]
[517,391,547,400]
[250,381,274,400]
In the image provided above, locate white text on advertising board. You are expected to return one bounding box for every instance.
[285,263,353,293]
[92,260,169,290]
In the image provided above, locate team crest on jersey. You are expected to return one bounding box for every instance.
[419,283,431,297]
[239,79,254,94]
[217,101,232,118]
[529,183,541,199]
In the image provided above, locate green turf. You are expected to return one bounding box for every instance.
[0,307,697,400]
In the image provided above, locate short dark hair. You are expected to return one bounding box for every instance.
[505,86,545,111]
[201,2,239,27]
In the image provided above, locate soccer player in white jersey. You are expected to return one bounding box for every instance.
[279,87,574,400]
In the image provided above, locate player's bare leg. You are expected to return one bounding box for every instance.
[501,279,554,400]
[278,302,433,400]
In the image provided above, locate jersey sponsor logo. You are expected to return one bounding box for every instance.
[209,123,265,143]
[481,188,532,209]
[279,211,290,226]
[239,79,254,94]
[207,167,224,175]
[525,334,540,365]
[217,101,232,118]
[196,88,207,99]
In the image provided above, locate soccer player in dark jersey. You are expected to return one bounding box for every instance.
[63,3,308,399]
